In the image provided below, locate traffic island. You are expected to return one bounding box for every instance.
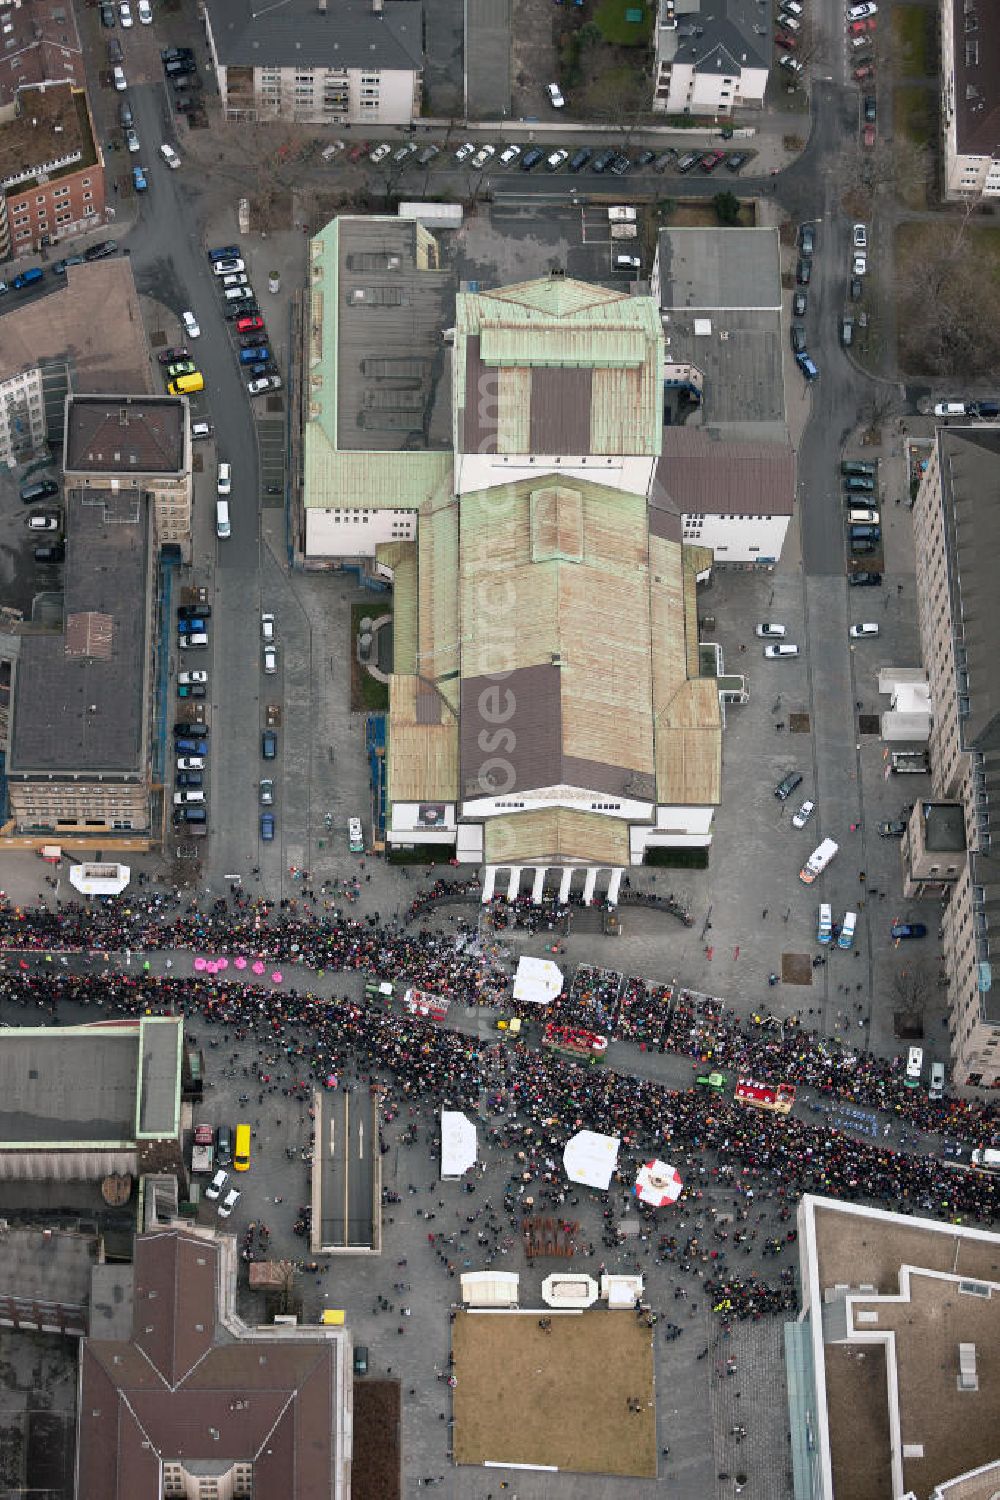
[451,1309,656,1477]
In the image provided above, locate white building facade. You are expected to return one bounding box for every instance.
[653,0,768,115]
[940,0,1000,199]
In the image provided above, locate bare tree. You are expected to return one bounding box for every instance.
[584,66,651,147]
[837,135,930,211]
[891,962,936,1035]
[898,203,1000,376]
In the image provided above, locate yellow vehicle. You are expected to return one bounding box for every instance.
[321,1308,345,1326]
[168,371,204,396]
[233,1122,251,1172]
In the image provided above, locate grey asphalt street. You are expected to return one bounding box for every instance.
[123,84,269,878]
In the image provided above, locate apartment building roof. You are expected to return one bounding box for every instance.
[205,0,423,71]
[454,276,664,457]
[656,0,767,73]
[936,427,1000,750]
[948,0,1000,157]
[0,0,84,107]
[9,485,150,776]
[77,1228,346,1500]
[797,1194,1000,1500]
[64,395,186,475]
[0,81,91,187]
[921,800,967,852]
[0,258,152,394]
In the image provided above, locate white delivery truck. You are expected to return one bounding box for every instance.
[838,911,857,950]
[799,838,839,885]
[971,1148,1000,1169]
[817,904,833,944]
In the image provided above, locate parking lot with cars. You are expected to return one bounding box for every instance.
[361,134,756,181]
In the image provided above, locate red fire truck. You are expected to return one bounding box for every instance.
[734,1077,796,1115]
[402,988,451,1023]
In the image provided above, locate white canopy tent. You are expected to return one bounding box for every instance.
[634,1160,683,1207]
[69,863,131,897]
[461,1270,519,1307]
[563,1129,620,1191]
[541,1273,599,1308]
[441,1110,478,1180]
[512,956,564,1005]
[601,1273,644,1308]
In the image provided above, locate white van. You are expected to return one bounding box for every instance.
[848,507,880,524]
[928,1061,945,1100]
[817,903,833,945]
[755,622,786,638]
[838,910,857,950]
[764,643,800,658]
[348,817,364,853]
[113,64,127,91]
[799,837,839,885]
[216,500,230,538]
[905,1045,923,1086]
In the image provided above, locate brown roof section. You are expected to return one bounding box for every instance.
[76,1229,343,1500]
[0,2,84,107]
[653,428,796,517]
[0,259,153,394]
[132,1229,216,1385]
[951,0,1000,156]
[65,395,185,475]
[462,335,497,454]
[0,81,87,181]
[528,367,593,454]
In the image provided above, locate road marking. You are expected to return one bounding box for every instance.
[358,1120,364,1158]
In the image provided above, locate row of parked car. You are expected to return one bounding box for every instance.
[207,243,282,397]
[0,237,116,295]
[792,222,819,382]
[361,138,751,177]
[775,0,807,76]
[18,475,65,563]
[840,459,883,583]
[174,604,211,833]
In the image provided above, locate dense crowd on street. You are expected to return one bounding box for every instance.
[0,890,998,1152]
[1,924,999,1235]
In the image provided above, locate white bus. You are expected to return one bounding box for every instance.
[799,838,839,885]
[838,911,857,950]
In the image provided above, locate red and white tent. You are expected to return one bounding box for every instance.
[633,1159,683,1207]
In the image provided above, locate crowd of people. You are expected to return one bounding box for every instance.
[1,882,999,1165]
[2,928,999,1236]
[1,887,1000,1148]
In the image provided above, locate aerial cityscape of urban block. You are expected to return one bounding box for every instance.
[0,0,998,1493]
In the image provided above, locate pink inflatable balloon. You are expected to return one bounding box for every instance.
[234,956,247,970]
[194,957,207,971]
